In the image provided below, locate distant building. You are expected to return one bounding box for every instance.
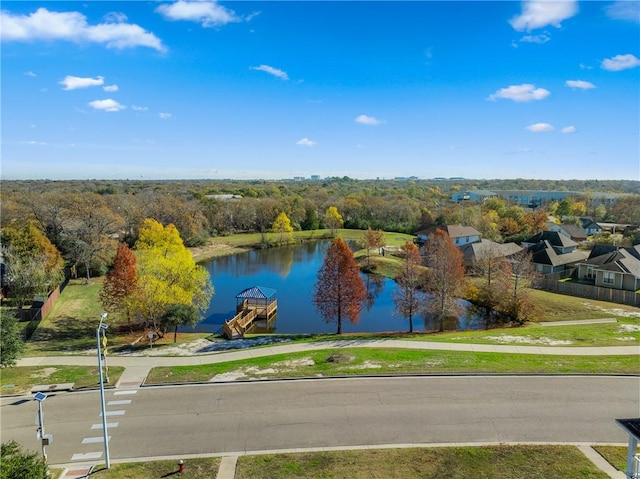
[451,189,625,208]
[310,175,320,180]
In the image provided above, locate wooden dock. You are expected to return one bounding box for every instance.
[222,286,278,339]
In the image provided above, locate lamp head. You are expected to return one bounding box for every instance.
[98,323,108,330]
[34,392,48,402]
[100,312,108,320]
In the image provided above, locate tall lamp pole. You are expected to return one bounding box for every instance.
[97,312,111,469]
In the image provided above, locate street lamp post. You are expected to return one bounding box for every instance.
[97,312,111,469]
[33,392,49,463]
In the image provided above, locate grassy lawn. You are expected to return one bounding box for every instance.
[89,458,220,478]
[190,229,415,262]
[0,366,125,395]
[25,278,211,356]
[146,348,638,384]
[236,446,608,479]
[593,445,637,473]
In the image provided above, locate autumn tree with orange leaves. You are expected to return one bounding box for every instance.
[424,228,465,332]
[313,238,367,334]
[100,243,139,328]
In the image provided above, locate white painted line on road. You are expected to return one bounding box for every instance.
[100,410,126,417]
[71,452,102,461]
[91,422,119,429]
[82,436,111,444]
[114,390,137,395]
[107,399,132,406]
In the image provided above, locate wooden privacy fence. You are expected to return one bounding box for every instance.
[538,276,640,307]
[22,275,69,340]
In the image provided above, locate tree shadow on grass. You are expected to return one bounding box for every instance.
[29,315,97,352]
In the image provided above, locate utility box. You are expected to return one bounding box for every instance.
[41,434,52,446]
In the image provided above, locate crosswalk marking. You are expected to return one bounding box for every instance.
[82,436,111,444]
[91,422,118,429]
[114,390,137,395]
[100,410,125,417]
[107,399,132,406]
[71,452,102,461]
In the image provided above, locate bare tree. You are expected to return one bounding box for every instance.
[393,242,425,333]
[424,229,465,332]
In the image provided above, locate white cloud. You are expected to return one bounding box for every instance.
[487,84,550,102]
[132,105,148,111]
[519,33,551,44]
[159,112,172,119]
[103,84,119,92]
[604,1,640,22]
[24,71,37,77]
[355,114,382,126]
[60,75,104,90]
[526,122,554,132]
[561,126,577,134]
[88,99,125,112]
[156,1,240,27]
[0,8,165,51]
[296,137,316,147]
[509,0,578,31]
[565,80,595,90]
[601,54,640,71]
[250,64,289,80]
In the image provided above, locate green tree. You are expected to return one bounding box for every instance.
[272,211,294,244]
[301,206,319,230]
[323,206,344,237]
[313,238,367,334]
[393,242,425,333]
[160,303,201,343]
[424,229,465,332]
[1,440,48,479]
[133,219,213,334]
[0,315,25,367]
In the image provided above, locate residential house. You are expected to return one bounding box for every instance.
[522,231,588,274]
[580,217,602,236]
[547,222,589,242]
[415,225,481,248]
[458,239,522,270]
[576,246,640,292]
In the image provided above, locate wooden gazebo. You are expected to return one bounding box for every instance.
[222,286,278,339]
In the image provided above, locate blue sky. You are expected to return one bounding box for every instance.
[1,1,639,180]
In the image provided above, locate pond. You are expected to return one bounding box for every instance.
[194,240,492,335]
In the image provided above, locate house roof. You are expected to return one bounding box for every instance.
[415,225,481,239]
[236,286,277,300]
[556,223,587,239]
[579,217,601,230]
[459,239,522,262]
[588,250,640,278]
[589,244,640,261]
[530,240,587,266]
[523,231,578,249]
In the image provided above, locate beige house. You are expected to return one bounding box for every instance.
[576,248,640,292]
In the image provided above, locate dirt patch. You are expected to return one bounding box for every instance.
[326,353,354,363]
[346,361,382,370]
[485,335,573,346]
[30,367,58,379]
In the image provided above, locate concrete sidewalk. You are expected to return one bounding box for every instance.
[17,339,640,372]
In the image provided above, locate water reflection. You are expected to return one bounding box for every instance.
[194,240,500,335]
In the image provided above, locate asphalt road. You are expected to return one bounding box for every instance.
[2,376,639,465]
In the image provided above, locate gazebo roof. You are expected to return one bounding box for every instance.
[617,418,640,440]
[236,286,277,300]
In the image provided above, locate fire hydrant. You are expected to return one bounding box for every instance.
[178,459,185,473]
